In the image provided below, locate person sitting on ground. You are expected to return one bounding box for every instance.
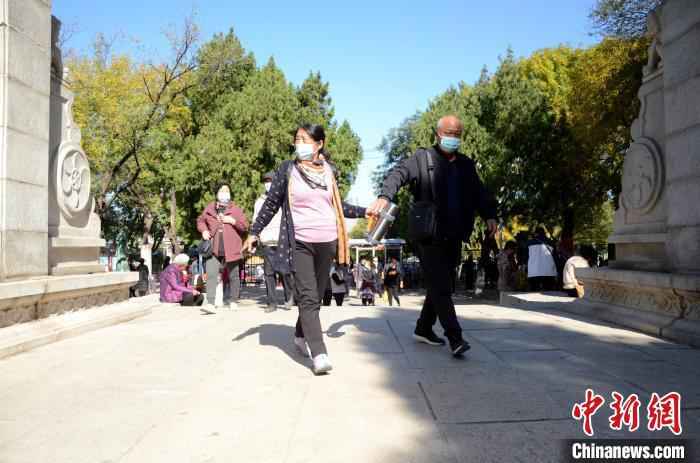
[563,244,595,298]
[129,258,150,297]
[497,241,518,292]
[160,253,204,306]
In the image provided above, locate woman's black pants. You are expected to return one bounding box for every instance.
[293,240,337,357]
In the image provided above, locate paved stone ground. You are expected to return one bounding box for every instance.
[1,289,699,463]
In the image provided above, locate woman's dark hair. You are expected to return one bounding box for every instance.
[579,244,595,262]
[295,124,330,161]
[215,182,230,194]
[504,241,517,251]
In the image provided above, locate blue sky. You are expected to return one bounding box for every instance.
[55,0,599,206]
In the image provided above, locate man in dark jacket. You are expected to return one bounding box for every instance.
[368,115,497,357]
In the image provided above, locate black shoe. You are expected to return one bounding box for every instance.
[413,329,446,346]
[449,339,471,357]
[264,304,277,313]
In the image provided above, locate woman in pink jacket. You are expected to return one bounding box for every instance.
[196,183,249,311]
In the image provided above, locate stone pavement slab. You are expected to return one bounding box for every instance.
[0,290,698,462]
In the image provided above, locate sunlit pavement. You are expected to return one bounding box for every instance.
[1,289,699,463]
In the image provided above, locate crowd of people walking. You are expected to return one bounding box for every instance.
[150,115,597,375]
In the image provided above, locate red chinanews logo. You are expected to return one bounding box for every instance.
[572,389,683,437]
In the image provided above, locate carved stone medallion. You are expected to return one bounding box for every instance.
[621,137,664,214]
[54,142,91,218]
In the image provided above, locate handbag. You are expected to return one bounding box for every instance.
[332,269,344,285]
[407,149,437,242]
[197,239,213,260]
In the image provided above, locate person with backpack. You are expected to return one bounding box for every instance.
[242,124,367,375]
[368,115,497,357]
[325,259,349,307]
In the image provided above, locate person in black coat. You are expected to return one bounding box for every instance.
[242,124,367,375]
[368,115,498,357]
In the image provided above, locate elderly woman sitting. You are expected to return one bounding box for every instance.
[159,254,204,306]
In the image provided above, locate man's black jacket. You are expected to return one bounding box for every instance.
[379,146,497,241]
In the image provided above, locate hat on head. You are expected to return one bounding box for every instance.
[173,253,189,265]
[262,171,274,182]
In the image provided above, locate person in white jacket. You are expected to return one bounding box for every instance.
[253,171,296,312]
[527,227,557,291]
[563,245,595,298]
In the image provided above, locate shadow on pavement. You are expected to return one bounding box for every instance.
[232,324,309,370]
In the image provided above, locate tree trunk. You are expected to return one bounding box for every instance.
[167,189,182,254]
[562,207,575,238]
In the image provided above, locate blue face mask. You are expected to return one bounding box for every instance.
[439,136,461,153]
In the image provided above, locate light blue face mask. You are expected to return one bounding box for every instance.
[439,136,461,153]
[217,192,230,204]
[295,143,315,161]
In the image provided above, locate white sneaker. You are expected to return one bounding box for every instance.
[200,303,218,315]
[294,337,310,358]
[228,301,238,310]
[312,353,333,375]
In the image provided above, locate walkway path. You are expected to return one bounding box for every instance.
[1,291,698,462]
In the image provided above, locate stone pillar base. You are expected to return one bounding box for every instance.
[0,272,139,328]
[48,237,106,276]
[577,267,700,346]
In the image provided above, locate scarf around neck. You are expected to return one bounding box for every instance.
[295,161,328,190]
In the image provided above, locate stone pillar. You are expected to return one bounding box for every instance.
[662,0,700,274]
[606,3,669,272]
[576,0,700,347]
[607,70,668,272]
[47,16,105,276]
[0,0,52,280]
